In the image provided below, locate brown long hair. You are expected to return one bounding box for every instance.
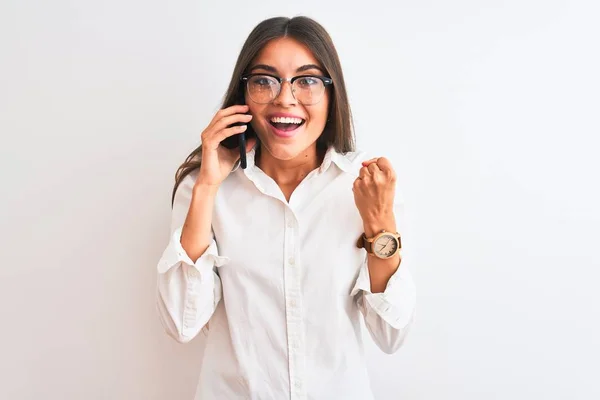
[171,16,355,206]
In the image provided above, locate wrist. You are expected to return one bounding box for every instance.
[363,213,396,237]
[193,181,220,197]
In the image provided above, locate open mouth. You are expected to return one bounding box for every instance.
[269,116,306,132]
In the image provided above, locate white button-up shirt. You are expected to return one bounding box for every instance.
[156,145,417,400]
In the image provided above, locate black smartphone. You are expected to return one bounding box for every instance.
[221,92,252,169]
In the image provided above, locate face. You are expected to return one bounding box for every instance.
[245,37,330,161]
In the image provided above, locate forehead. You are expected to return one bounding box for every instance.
[251,37,322,72]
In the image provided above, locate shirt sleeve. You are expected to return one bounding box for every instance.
[350,196,417,354]
[155,174,230,343]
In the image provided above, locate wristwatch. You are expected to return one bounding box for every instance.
[356,230,402,259]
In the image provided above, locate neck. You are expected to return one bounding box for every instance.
[256,144,324,186]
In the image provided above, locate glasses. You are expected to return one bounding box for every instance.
[241,73,333,105]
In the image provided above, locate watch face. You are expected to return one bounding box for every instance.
[373,234,399,258]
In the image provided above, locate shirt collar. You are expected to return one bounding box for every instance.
[231,144,354,174]
[319,145,353,173]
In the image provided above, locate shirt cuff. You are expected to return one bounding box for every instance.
[350,256,416,330]
[157,226,230,275]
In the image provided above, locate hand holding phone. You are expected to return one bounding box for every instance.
[220,95,254,169]
[195,105,254,187]
[222,118,251,169]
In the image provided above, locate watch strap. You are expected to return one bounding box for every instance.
[356,233,373,254]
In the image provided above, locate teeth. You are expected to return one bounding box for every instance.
[270,117,303,124]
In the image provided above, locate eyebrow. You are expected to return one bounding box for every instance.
[249,64,324,74]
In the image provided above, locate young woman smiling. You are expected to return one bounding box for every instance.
[156,15,416,400]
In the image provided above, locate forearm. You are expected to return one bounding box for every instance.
[180,183,219,262]
[363,213,401,293]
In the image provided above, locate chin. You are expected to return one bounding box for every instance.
[260,140,307,160]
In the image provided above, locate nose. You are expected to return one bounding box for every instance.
[273,79,297,106]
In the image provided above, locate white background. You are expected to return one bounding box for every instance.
[1,0,599,399]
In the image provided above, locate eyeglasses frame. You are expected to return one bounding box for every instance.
[240,73,333,104]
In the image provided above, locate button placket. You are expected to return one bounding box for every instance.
[283,208,306,400]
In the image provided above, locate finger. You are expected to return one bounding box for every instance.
[361,157,379,166]
[372,157,396,181]
[213,104,249,121]
[367,162,381,175]
[212,113,253,132]
[208,105,249,128]
[209,124,248,145]
[375,157,394,171]
[359,166,370,179]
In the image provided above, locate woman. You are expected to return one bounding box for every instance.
[156,16,416,400]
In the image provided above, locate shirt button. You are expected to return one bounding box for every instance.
[188,269,199,278]
[288,257,295,266]
[287,220,294,228]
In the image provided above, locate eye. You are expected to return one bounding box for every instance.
[256,78,270,86]
[296,76,320,88]
[250,75,277,87]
